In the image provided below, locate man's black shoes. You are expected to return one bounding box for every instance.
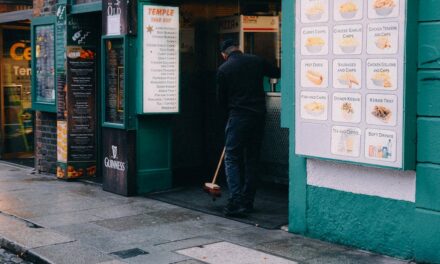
[223,201,246,217]
[242,203,254,214]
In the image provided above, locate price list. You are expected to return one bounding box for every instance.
[105,39,124,124]
[67,47,96,161]
[295,0,406,168]
[143,5,179,113]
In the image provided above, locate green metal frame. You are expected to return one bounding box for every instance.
[31,15,57,113]
[101,35,129,129]
[66,0,102,13]
[71,1,102,14]
[402,0,418,170]
[136,1,181,115]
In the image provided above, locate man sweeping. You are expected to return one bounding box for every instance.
[217,39,280,216]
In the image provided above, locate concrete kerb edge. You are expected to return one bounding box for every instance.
[0,158,103,187]
[0,236,52,264]
[0,160,34,171]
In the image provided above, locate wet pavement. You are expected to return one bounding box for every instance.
[0,162,415,264]
[0,247,33,264]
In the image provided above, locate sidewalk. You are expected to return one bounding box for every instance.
[0,162,413,264]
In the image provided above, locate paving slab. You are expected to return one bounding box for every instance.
[304,249,411,264]
[170,260,206,264]
[4,198,129,219]
[97,261,127,264]
[29,211,104,228]
[0,214,74,249]
[177,241,298,264]
[211,225,294,247]
[255,236,349,261]
[31,241,116,264]
[119,250,190,264]
[146,236,223,253]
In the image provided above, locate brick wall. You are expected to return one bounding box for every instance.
[414,1,440,263]
[33,0,56,17]
[32,0,57,175]
[35,112,57,174]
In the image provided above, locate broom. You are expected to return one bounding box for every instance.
[203,147,225,200]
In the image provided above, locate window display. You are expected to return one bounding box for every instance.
[104,38,125,124]
[34,24,55,103]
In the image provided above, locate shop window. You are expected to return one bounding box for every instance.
[31,16,56,112]
[1,26,34,155]
[102,36,126,128]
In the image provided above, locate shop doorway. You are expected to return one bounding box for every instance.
[0,22,34,167]
[148,0,288,229]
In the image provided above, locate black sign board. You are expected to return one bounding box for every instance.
[66,47,96,162]
[102,128,136,196]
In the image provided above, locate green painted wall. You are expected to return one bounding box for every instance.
[306,186,415,259]
[416,1,440,262]
[415,209,440,263]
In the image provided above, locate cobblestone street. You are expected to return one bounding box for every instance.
[0,248,33,264]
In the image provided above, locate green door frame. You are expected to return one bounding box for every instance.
[280,0,307,234]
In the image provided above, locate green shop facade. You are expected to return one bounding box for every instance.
[29,0,440,263]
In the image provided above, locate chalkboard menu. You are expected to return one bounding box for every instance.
[104,38,125,124]
[35,25,55,103]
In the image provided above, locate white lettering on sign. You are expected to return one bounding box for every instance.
[104,157,125,171]
[104,145,126,171]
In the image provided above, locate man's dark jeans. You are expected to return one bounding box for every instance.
[224,111,265,206]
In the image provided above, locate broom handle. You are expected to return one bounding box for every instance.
[211,147,226,185]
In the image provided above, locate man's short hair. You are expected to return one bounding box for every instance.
[220,39,238,53]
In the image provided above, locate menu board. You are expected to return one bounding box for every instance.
[295,0,406,168]
[143,5,179,113]
[35,25,55,103]
[104,39,125,124]
[66,47,96,162]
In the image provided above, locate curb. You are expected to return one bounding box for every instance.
[0,237,51,264]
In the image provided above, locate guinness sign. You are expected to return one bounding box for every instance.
[102,128,136,196]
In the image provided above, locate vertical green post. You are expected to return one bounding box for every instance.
[281,0,307,234]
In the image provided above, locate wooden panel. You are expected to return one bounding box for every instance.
[102,128,137,196]
[418,23,440,69]
[417,117,440,163]
[416,164,440,212]
[417,70,440,116]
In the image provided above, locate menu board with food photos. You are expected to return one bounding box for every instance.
[295,0,407,168]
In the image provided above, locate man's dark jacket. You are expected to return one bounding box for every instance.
[216,51,280,114]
